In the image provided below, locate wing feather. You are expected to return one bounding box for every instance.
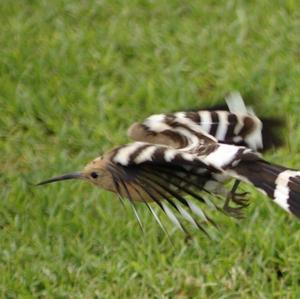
[106,142,228,234]
[127,92,282,152]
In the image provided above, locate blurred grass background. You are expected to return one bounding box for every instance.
[1,0,300,298]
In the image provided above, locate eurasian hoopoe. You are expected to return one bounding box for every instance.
[38,93,299,236]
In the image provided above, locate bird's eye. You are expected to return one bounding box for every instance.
[90,172,98,179]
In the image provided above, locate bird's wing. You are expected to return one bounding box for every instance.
[128,92,282,151]
[105,141,237,235]
[127,112,218,149]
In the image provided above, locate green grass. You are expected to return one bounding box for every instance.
[1,0,300,298]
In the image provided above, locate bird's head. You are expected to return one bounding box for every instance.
[36,156,115,191]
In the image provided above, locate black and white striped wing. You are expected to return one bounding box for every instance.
[128,109,263,151]
[128,92,283,151]
[107,142,226,235]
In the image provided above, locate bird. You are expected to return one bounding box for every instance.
[37,93,300,236]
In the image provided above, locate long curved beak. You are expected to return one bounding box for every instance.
[36,172,83,186]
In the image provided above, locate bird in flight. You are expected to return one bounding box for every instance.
[37,93,299,237]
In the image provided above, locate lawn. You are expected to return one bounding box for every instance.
[1,0,300,298]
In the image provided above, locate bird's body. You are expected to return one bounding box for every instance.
[37,93,300,236]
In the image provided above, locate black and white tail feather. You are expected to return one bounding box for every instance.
[232,157,300,218]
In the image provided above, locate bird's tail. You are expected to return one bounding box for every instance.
[234,158,300,218]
